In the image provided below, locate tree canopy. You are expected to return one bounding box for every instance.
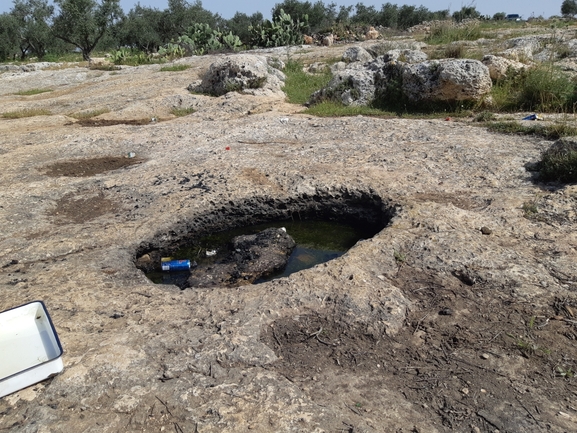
[561,0,577,17]
[52,0,123,60]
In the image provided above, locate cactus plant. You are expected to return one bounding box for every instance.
[249,9,307,48]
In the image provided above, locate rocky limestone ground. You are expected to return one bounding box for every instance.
[1,40,577,433]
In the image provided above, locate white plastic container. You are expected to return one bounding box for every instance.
[0,301,64,398]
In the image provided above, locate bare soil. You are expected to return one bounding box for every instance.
[262,264,577,432]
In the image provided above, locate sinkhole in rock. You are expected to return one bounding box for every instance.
[135,190,395,289]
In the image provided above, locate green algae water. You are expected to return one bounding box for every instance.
[146,219,377,286]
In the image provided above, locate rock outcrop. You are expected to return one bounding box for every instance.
[342,46,373,64]
[482,54,528,81]
[191,54,285,96]
[400,59,491,102]
[311,55,491,106]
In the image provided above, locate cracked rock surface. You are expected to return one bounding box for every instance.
[1,43,577,433]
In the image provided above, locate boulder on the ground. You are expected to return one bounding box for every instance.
[310,60,384,106]
[382,49,428,64]
[311,57,491,107]
[342,46,373,64]
[192,54,285,96]
[187,228,296,287]
[400,59,491,102]
[365,26,379,40]
[482,55,527,81]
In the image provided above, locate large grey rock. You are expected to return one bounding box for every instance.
[382,49,428,63]
[401,59,492,102]
[482,55,527,81]
[310,59,385,106]
[312,57,491,106]
[193,54,285,96]
[342,46,373,63]
[501,35,550,60]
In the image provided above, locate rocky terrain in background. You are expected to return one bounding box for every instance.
[2,28,577,433]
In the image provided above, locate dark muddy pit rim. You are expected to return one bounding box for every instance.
[135,188,398,262]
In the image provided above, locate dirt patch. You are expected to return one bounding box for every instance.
[44,156,143,177]
[262,265,577,432]
[75,118,152,127]
[48,192,119,224]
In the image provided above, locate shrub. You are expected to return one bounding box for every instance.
[538,139,577,182]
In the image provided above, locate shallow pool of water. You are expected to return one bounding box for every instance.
[146,219,378,286]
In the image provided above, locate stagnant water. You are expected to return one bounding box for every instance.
[145,219,378,286]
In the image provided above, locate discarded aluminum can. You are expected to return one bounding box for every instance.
[161,259,191,271]
[522,114,543,121]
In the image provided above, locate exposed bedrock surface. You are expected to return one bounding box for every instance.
[1,47,577,432]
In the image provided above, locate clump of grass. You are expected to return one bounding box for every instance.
[425,22,483,45]
[160,64,190,72]
[15,88,52,96]
[522,201,539,217]
[485,121,577,140]
[283,59,332,105]
[538,139,577,183]
[474,111,496,122]
[2,108,51,119]
[69,108,110,120]
[443,44,466,59]
[304,100,391,117]
[171,107,195,116]
[491,65,577,112]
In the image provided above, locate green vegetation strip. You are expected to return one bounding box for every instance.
[15,88,52,96]
[69,109,110,120]
[2,109,51,119]
[160,64,190,72]
[171,107,195,117]
[485,121,577,140]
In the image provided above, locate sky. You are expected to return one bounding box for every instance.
[0,0,561,20]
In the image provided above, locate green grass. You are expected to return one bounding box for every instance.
[283,59,332,105]
[2,108,51,119]
[491,65,577,112]
[69,108,110,120]
[304,100,391,117]
[425,22,485,45]
[170,107,195,116]
[160,64,190,72]
[14,88,52,96]
[484,121,577,140]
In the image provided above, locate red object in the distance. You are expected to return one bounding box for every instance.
[445,117,451,121]
[225,146,231,150]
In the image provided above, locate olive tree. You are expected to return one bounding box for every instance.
[52,0,123,60]
[561,0,577,17]
[0,13,20,61]
[11,0,54,59]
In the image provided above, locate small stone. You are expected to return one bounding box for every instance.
[481,226,492,235]
[439,307,453,316]
[481,353,490,359]
[461,387,469,395]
